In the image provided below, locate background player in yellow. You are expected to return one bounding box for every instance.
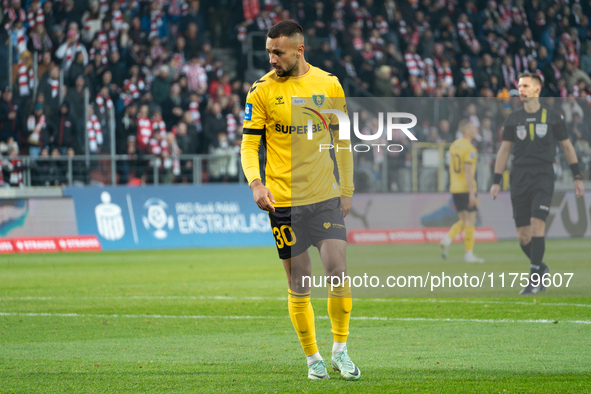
[440,119,485,263]
[240,21,359,381]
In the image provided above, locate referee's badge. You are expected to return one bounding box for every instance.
[516,125,527,140]
[536,124,548,138]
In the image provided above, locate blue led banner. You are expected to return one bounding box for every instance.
[64,185,273,250]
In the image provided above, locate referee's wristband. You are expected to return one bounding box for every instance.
[493,173,503,185]
[570,163,582,180]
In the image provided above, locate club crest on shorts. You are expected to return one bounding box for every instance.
[312,94,325,108]
[516,125,527,140]
[536,124,548,138]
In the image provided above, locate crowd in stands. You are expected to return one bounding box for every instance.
[0,0,590,187]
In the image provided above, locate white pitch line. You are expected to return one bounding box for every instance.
[2,296,591,308]
[1,296,286,301]
[367,298,591,308]
[0,312,590,325]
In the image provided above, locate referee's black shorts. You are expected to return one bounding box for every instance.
[268,197,347,260]
[452,193,478,212]
[510,165,555,227]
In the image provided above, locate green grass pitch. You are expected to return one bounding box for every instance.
[1,240,590,393]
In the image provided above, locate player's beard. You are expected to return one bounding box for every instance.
[275,58,298,77]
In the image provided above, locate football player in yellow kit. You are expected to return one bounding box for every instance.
[240,21,359,381]
[440,119,485,263]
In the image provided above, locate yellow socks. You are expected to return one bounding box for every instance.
[289,280,352,357]
[328,279,352,343]
[447,220,465,242]
[288,290,318,356]
[464,225,475,252]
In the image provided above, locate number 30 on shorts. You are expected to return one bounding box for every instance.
[272,225,297,248]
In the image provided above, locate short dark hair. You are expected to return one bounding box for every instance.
[518,72,543,86]
[267,20,303,39]
[458,119,473,133]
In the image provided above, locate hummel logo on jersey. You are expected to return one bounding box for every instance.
[249,85,257,94]
[539,205,549,211]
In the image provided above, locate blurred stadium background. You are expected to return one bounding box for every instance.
[1,0,591,392]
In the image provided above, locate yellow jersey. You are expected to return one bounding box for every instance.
[449,138,477,193]
[240,64,354,207]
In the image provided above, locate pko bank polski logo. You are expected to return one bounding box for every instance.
[306,110,418,152]
[142,198,175,239]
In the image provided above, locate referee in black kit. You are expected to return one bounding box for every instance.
[490,72,585,295]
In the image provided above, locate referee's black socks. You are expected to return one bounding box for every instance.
[530,237,548,275]
[520,242,532,259]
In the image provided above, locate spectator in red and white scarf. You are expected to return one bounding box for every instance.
[37,65,62,119]
[148,124,170,178]
[460,57,476,89]
[26,0,44,30]
[28,24,53,55]
[109,0,124,33]
[424,59,437,95]
[81,0,103,42]
[12,50,34,98]
[182,56,208,95]
[501,55,517,90]
[5,0,26,31]
[187,92,203,132]
[226,111,238,141]
[514,47,530,74]
[26,103,47,156]
[96,18,118,53]
[457,13,472,42]
[404,44,424,77]
[151,108,167,140]
[120,78,141,106]
[55,29,89,71]
[5,147,23,187]
[255,10,274,32]
[95,86,113,119]
[88,37,109,67]
[543,56,564,94]
[12,20,28,54]
[566,45,580,68]
[393,10,409,44]
[136,104,153,153]
[498,0,513,30]
[141,1,168,41]
[86,105,103,153]
[520,27,536,57]
[166,132,181,178]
